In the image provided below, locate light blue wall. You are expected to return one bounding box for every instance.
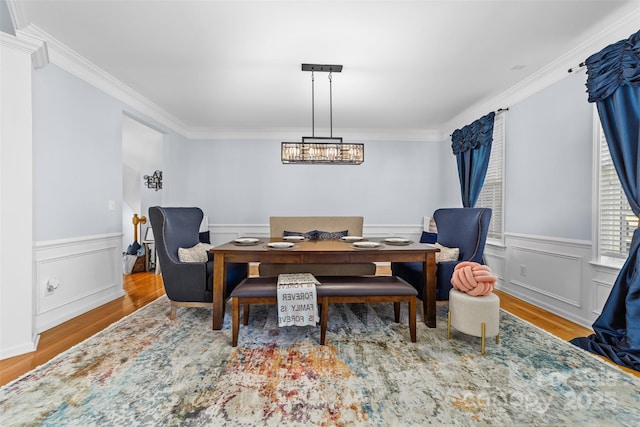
[0,0,15,35]
[33,65,124,241]
[34,61,597,241]
[163,139,461,225]
[504,69,593,240]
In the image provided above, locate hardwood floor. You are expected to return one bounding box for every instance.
[0,272,165,387]
[1,269,638,386]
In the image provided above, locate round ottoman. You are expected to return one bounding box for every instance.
[447,288,500,354]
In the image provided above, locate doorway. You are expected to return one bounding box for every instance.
[122,115,163,254]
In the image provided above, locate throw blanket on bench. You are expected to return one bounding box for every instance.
[277,273,320,327]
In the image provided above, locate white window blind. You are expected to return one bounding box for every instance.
[476,112,504,241]
[598,123,635,261]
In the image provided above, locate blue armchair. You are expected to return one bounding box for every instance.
[391,208,492,305]
[149,206,248,319]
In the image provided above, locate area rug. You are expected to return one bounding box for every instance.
[2,296,640,426]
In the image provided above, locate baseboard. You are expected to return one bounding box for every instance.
[0,333,40,360]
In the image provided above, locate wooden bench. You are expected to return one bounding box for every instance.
[229,276,417,346]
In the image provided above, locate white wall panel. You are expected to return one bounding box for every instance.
[0,33,39,360]
[499,234,596,328]
[35,234,124,332]
[509,246,582,307]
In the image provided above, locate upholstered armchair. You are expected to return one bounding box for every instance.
[391,207,492,302]
[149,206,248,319]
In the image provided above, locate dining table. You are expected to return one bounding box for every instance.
[211,237,439,330]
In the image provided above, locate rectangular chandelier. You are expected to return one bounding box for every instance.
[281,63,365,165]
[282,137,364,165]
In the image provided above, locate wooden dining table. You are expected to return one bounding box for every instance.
[211,238,439,330]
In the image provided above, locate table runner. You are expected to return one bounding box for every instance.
[277,273,320,326]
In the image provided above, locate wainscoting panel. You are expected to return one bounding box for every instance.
[500,233,598,328]
[209,224,270,246]
[590,263,620,317]
[483,246,506,287]
[35,233,124,332]
[509,246,582,307]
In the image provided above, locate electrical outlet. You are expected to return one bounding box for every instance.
[46,278,60,294]
[519,264,527,276]
[108,200,116,211]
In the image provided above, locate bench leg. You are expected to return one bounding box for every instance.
[232,298,240,347]
[320,296,329,345]
[409,297,417,343]
[394,302,400,323]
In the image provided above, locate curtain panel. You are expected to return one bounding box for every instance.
[451,111,495,207]
[571,29,640,371]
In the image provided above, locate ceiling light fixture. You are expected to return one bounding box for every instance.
[281,64,364,165]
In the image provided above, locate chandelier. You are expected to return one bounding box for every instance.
[281,64,364,165]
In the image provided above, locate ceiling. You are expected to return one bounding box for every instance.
[9,0,640,140]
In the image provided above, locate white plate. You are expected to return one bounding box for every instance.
[384,237,409,244]
[283,235,305,242]
[352,241,382,249]
[267,242,295,249]
[234,237,260,244]
[341,236,364,242]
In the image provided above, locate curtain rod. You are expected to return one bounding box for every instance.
[567,62,586,73]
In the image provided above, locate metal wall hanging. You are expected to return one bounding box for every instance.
[143,170,162,190]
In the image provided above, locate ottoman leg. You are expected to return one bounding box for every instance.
[481,322,486,355]
[447,311,452,340]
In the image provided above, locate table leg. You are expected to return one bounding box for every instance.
[423,252,436,327]
[213,254,226,330]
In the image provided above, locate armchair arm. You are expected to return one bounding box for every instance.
[161,260,208,302]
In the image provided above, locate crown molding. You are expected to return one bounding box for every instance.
[0,31,41,54]
[11,26,444,143]
[13,5,638,143]
[5,0,30,31]
[186,126,445,142]
[444,7,640,134]
[14,30,48,68]
[18,24,191,138]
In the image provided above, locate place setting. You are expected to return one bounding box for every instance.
[231,237,262,246]
[351,241,384,250]
[266,241,296,250]
[282,235,306,242]
[340,235,365,243]
[381,237,413,246]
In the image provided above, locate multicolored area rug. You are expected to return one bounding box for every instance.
[2,296,640,426]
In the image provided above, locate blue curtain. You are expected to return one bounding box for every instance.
[570,29,640,371]
[451,112,495,207]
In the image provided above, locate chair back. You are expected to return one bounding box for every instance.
[433,208,492,263]
[149,207,203,265]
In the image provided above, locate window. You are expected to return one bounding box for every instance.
[597,119,634,264]
[476,112,505,242]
